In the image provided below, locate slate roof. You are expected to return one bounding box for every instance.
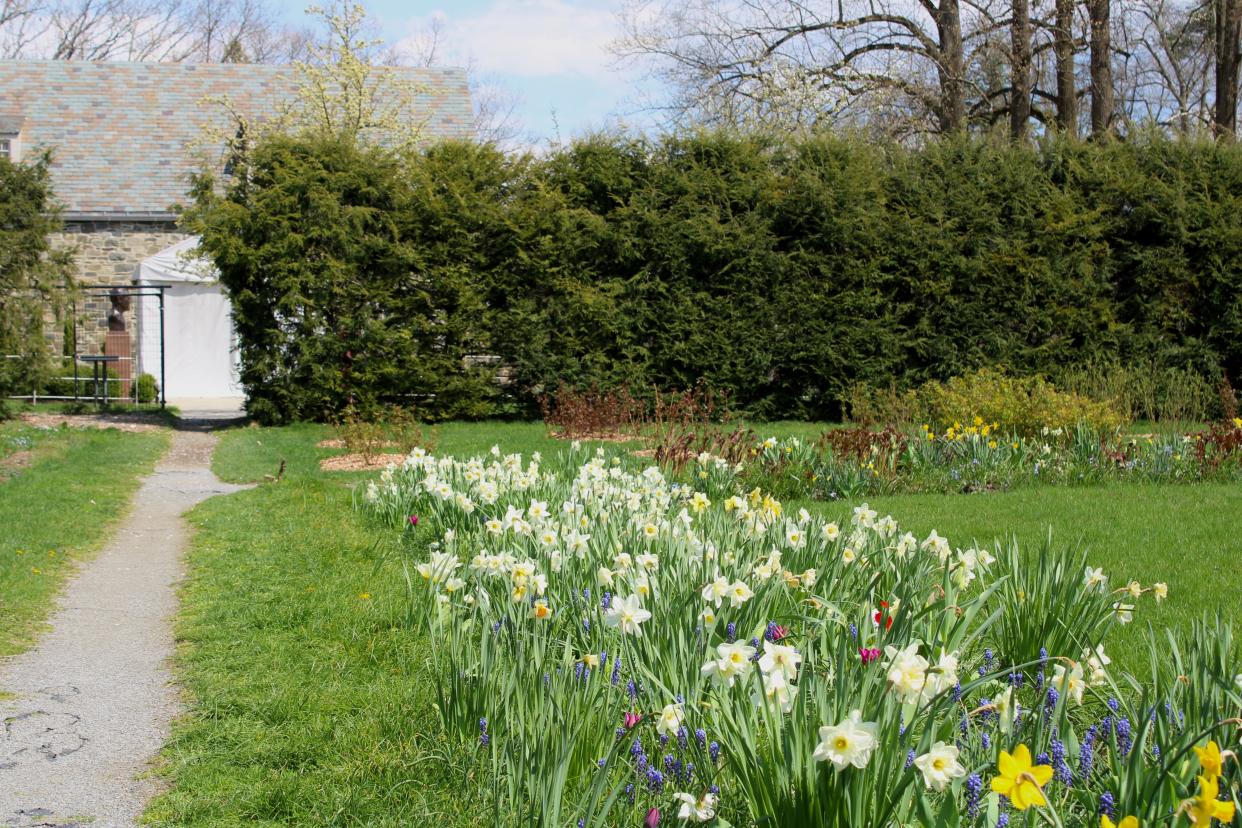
[0,60,473,219]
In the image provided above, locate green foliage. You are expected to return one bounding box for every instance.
[0,151,75,410]
[916,367,1126,435]
[192,131,1242,423]
[136,372,158,404]
[185,135,496,424]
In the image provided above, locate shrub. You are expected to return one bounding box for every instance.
[136,373,158,404]
[916,367,1126,436]
[0,151,75,408]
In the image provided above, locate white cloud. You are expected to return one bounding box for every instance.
[396,0,622,82]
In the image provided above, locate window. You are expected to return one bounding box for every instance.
[0,138,9,160]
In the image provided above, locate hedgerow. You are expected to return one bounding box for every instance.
[187,131,1242,423]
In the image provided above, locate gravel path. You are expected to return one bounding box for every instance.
[0,429,251,828]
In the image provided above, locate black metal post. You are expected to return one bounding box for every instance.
[71,298,79,402]
[158,288,166,409]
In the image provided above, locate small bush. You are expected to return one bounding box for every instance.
[916,367,1126,436]
[538,383,644,439]
[136,373,158,404]
[335,405,429,463]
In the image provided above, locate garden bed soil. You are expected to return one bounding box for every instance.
[319,453,407,472]
[315,438,405,449]
[20,412,166,433]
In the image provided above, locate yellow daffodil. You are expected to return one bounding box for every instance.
[1194,740,1224,780]
[990,744,1053,810]
[1187,773,1236,825]
[1101,816,1138,828]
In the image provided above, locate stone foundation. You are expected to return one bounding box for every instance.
[48,219,189,359]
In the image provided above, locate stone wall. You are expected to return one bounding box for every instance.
[42,220,189,398]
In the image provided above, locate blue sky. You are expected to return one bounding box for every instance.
[274,0,654,146]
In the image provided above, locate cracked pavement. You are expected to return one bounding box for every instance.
[0,429,252,827]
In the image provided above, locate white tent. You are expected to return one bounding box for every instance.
[135,236,242,400]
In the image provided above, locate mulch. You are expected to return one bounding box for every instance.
[20,412,166,433]
[318,453,407,472]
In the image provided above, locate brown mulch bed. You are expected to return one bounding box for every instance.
[20,412,166,433]
[315,438,405,449]
[547,430,641,443]
[318,453,407,472]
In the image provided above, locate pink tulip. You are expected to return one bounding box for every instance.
[645,807,660,827]
[624,711,642,730]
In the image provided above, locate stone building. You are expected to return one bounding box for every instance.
[0,60,473,400]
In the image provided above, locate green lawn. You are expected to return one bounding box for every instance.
[0,420,168,657]
[148,420,1242,825]
[804,482,1242,670]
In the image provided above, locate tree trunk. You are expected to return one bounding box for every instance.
[1010,0,1033,139]
[1087,0,1114,137]
[1054,0,1079,137]
[1214,0,1242,139]
[936,0,968,132]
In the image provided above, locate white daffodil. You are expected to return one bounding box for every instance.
[604,594,652,636]
[1153,582,1168,602]
[656,702,684,737]
[728,580,754,608]
[1083,644,1111,685]
[884,641,929,703]
[822,522,840,541]
[1112,602,1134,624]
[758,640,801,682]
[927,649,959,696]
[913,741,967,791]
[754,670,798,714]
[674,791,717,822]
[701,576,730,608]
[813,709,879,769]
[1084,566,1108,591]
[1051,661,1087,705]
[701,641,756,687]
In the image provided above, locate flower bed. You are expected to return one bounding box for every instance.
[359,445,1241,826]
[716,420,1242,502]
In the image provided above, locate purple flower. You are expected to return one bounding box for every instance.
[709,741,720,763]
[725,622,736,643]
[1099,791,1116,819]
[965,773,983,819]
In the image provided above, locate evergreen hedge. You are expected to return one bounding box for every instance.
[187,132,1242,423]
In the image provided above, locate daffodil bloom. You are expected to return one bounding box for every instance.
[1051,661,1087,704]
[603,594,651,636]
[884,641,929,702]
[701,576,730,608]
[990,744,1053,810]
[674,791,716,822]
[1125,580,1143,599]
[728,580,754,608]
[530,600,552,620]
[812,709,878,769]
[913,741,967,791]
[1084,566,1108,591]
[822,522,840,541]
[1112,602,1134,624]
[656,702,684,737]
[701,641,756,687]
[1153,582,1168,602]
[1101,816,1139,828]
[758,640,801,681]
[1194,740,1224,779]
[1187,773,1236,825]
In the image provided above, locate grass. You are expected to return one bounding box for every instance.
[149,420,1242,825]
[0,420,168,657]
[804,482,1242,672]
[146,471,483,825]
